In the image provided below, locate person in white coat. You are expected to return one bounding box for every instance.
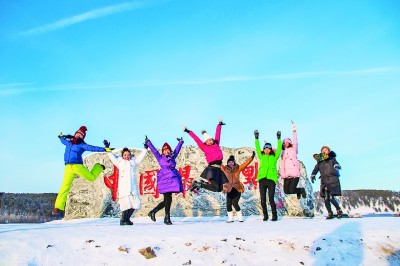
[107,147,147,225]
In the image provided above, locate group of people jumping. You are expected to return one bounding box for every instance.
[53,119,343,225]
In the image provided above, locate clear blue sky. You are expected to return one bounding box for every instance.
[1,0,399,193]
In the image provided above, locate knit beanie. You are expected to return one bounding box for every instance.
[227,155,235,164]
[162,142,172,153]
[202,130,213,142]
[75,126,87,139]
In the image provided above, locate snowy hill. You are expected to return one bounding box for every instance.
[0,216,399,266]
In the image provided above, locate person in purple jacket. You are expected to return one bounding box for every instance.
[183,118,228,193]
[145,136,184,225]
[53,126,113,216]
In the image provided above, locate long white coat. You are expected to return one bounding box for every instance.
[108,149,147,211]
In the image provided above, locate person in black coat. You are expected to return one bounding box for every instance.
[310,146,343,219]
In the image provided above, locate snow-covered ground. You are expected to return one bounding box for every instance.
[0,215,399,266]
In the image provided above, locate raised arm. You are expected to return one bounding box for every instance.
[255,139,262,158]
[188,131,206,150]
[146,139,161,160]
[174,139,184,156]
[292,121,298,154]
[215,124,222,144]
[81,143,106,153]
[107,152,119,166]
[274,138,283,159]
[134,148,148,164]
[238,152,255,172]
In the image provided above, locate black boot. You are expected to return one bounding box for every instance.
[189,180,202,192]
[301,188,307,198]
[271,211,278,221]
[148,207,158,222]
[120,210,129,225]
[164,212,172,225]
[336,208,343,218]
[262,211,269,221]
[326,212,334,220]
[125,208,134,225]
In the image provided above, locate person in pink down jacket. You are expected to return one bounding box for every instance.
[183,118,228,193]
[279,121,306,199]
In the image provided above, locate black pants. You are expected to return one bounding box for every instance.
[201,180,219,192]
[154,192,173,213]
[226,188,241,212]
[259,178,276,213]
[283,177,302,195]
[324,191,340,213]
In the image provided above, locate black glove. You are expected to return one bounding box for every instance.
[145,135,149,141]
[252,151,256,158]
[177,137,183,142]
[277,131,281,139]
[144,142,148,149]
[310,175,316,183]
[254,130,259,139]
[219,121,226,126]
[103,140,111,148]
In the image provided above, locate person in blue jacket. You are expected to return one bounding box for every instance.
[52,126,113,216]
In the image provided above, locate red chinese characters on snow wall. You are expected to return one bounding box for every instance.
[139,164,260,199]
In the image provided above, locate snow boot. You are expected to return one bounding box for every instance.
[262,211,269,221]
[236,210,244,222]
[336,208,343,219]
[164,212,172,225]
[226,211,234,223]
[301,188,307,198]
[125,208,134,225]
[271,211,278,221]
[148,207,159,222]
[51,208,63,216]
[326,212,334,220]
[189,180,202,193]
[120,210,130,225]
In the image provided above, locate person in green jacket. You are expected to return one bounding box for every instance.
[254,130,282,221]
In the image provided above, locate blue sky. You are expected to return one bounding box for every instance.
[0,0,399,193]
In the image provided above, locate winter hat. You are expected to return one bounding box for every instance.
[263,142,272,149]
[202,130,213,142]
[162,142,172,153]
[227,155,235,164]
[75,126,87,139]
[283,138,292,144]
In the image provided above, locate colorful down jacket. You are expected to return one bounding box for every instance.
[146,139,184,194]
[222,156,254,193]
[188,124,223,164]
[279,130,300,178]
[255,139,282,184]
[60,137,105,165]
[107,149,147,198]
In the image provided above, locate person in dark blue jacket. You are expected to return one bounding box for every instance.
[52,126,113,215]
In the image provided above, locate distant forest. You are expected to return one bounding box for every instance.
[0,192,62,223]
[1,190,399,223]
[314,190,400,213]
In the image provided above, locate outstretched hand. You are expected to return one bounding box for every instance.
[291,120,297,131]
[310,175,316,183]
[177,137,183,142]
[218,117,226,126]
[105,147,115,152]
[254,130,259,139]
[103,140,111,148]
[182,124,190,133]
[277,131,281,139]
